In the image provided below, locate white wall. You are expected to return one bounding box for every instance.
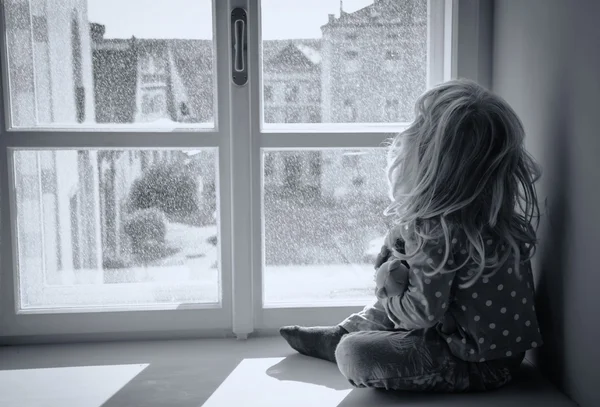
[492,1,600,406]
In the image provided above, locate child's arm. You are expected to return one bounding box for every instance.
[378,238,456,330]
[374,257,410,298]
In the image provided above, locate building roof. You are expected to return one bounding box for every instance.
[322,0,427,29]
[264,41,321,72]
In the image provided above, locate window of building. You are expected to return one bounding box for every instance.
[344,99,357,122]
[285,110,301,123]
[385,50,402,60]
[284,84,299,103]
[385,99,400,122]
[264,85,274,102]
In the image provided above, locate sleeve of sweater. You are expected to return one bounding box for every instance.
[379,237,457,330]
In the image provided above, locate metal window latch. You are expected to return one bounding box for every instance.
[231,8,248,86]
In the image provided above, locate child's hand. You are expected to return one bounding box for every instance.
[374,258,410,299]
[374,244,392,269]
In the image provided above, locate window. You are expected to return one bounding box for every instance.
[308,152,322,177]
[385,50,402,60]
[344,50,359,60]
[344,99,357,122]
[385,99,400,122]
[308,110,321,124]
[284,84,299,103]
[0,0,455,339]
[285,110,301,123]
[141,92,166,115]
[264,85,274,102]
[385,50,403,71]
[264,153,275,177]
[307,86,320,102]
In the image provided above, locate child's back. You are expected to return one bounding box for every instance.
[389,225,543,363]
[281,78,543,392]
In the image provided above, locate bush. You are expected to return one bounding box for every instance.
[102,255,130,270]
[128,162,199,216]
[123,208,167,249]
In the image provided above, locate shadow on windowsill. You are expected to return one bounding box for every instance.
[266,354,353,391]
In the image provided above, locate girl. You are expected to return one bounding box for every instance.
[280,79,543,392]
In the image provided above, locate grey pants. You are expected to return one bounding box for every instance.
[336,301,524,392]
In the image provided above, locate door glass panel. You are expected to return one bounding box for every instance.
[3,0,214,129]
[13,149,219,310]
[261,0,428,126]
[262,149,390,305]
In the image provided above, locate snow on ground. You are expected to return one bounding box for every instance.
[263,263,375,304]
[21,222,378,309]
[24,262,375,310]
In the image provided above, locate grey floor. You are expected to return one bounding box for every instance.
[0,336,577,407]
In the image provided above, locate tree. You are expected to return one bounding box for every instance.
[128,161,199,217]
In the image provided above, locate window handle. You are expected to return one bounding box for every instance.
[231,8,248,86]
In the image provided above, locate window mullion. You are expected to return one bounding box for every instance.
[229,0,255,339]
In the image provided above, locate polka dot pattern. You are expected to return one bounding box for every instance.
[402,234,543,361]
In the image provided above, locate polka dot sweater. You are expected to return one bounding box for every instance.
[378,227,543,363]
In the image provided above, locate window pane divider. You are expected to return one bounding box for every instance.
[0,131,221,149]
[259,132,399,149]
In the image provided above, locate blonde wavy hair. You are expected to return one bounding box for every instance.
[383,79,541,288]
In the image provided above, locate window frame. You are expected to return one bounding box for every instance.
[247,0,459,336]
[0,0,235,342]
[0,0,495,343]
